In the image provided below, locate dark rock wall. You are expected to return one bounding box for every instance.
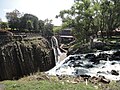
[0,37,55,80]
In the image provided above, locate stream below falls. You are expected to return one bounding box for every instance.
[46,50,120,81]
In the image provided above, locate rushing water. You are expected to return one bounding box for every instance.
[51,36,62,63]
[46,50,120,81]
[50,36,120,81]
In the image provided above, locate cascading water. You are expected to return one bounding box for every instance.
[49,37,120,81]
[47,50,120,81]
[51,36,62,64]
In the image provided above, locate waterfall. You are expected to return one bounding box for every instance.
[51,36,61,64]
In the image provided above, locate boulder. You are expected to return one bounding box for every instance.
[111,51,120,60]
[111,70,119,76]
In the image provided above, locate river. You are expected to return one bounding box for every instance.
[49,36,120,81]
[47,49,120,81]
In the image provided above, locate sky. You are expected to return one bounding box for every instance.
[0,0,74,26]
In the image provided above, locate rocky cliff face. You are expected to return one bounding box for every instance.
[0,32,55,80]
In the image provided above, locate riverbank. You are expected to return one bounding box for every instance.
[0,72,120,90]
[67,38,120,55]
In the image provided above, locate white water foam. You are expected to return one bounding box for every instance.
[46,50,120,81]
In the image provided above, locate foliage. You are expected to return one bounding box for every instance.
[43,19,54,37]
[1,75,120,90]
[53,26,62,34]
[0,22,8,30]
[1,80,95,90]
[38,19,54,37]
[0,18,2,22]
[57,0,120,43]
[5,10,54,37]
[38,20,45,35]
[6,9,21,30]
[20,14,39,31]
[99,0,120,38]
[26,20,33,31]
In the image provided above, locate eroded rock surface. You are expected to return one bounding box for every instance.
[0,32,55,80]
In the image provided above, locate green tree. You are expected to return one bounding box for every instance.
[20,14,39,31]
[0,22,8,30]
[0,18,2,22]
[53,26,62,34]
[93,0,120,39]
[26,20,33,31]
[38,20,45,35]
[58,0,95,43]
[6,9,21,30]
[57,0,120,43]
[44,22,53,37]
[39,19,54,37]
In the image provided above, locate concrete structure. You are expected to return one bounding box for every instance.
[59,28,75,44]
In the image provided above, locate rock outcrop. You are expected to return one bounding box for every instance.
[0,30,13,45]
[0,30,55,80]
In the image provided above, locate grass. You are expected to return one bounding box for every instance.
[0,72,120,90]
[0,72,96,90]
[102,81,120,90]
[1,80,96,90]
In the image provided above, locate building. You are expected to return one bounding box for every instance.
[59,28,75,44]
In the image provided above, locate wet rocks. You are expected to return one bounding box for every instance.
[84,64,94,68]
[85,54,96,59]
[64,75,110,84]
[111,51,120,60]
[98,76,110,84]
[96,53,110,61]
[111,70,119,76]
[48,50,120,81]
[84,52,120,64]
[73,75,111,84]
[90,76,110,84]
[85,54,100,64]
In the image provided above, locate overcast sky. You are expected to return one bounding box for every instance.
[0,0,74,26]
